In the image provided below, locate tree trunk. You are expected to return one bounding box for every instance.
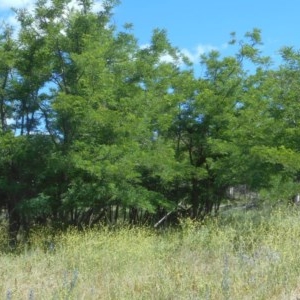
[191,178,199,219]
[7,197,21,248]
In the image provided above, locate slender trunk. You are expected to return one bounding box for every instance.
[109,205,113,223]
[7,196,21,248]
[129,207,138,224]
[114,205,119,224]
[190,178,199,219]
[123,206,127,222]
[0,70,9,131]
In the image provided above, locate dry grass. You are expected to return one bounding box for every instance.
[1,206,300,299]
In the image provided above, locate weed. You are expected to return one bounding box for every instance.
[1,206,300,299]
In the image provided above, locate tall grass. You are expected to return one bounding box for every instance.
[1,206,300,299]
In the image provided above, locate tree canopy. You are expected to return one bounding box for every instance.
[1,0,300,239]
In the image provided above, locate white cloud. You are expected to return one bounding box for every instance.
[140,44,150,50]
[92,0,104,12]
[221,43,229,50]
[0,0,104,10]
[1,0,104,28]
[5,14,20,30]
[138,43,219,66]
[159,52,176,64]
[66,0,104,13]
[181,44,218,63]
[0,0,34,10]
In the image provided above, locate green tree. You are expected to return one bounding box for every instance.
[0,24,15,132]
[167,29,274,218]
[3,0,300,235]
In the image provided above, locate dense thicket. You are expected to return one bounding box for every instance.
[1,0,300,240]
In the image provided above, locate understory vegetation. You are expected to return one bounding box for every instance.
[1,205,300,299]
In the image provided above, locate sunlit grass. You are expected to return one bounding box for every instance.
[1,205,300,299]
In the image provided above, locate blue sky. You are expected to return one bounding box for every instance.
[113,0,300,66]
[1,0,300,66]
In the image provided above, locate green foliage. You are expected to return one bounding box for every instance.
[17,193,52,218]
[1,0,300,230]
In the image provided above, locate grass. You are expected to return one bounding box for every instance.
[1,205,300,299]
